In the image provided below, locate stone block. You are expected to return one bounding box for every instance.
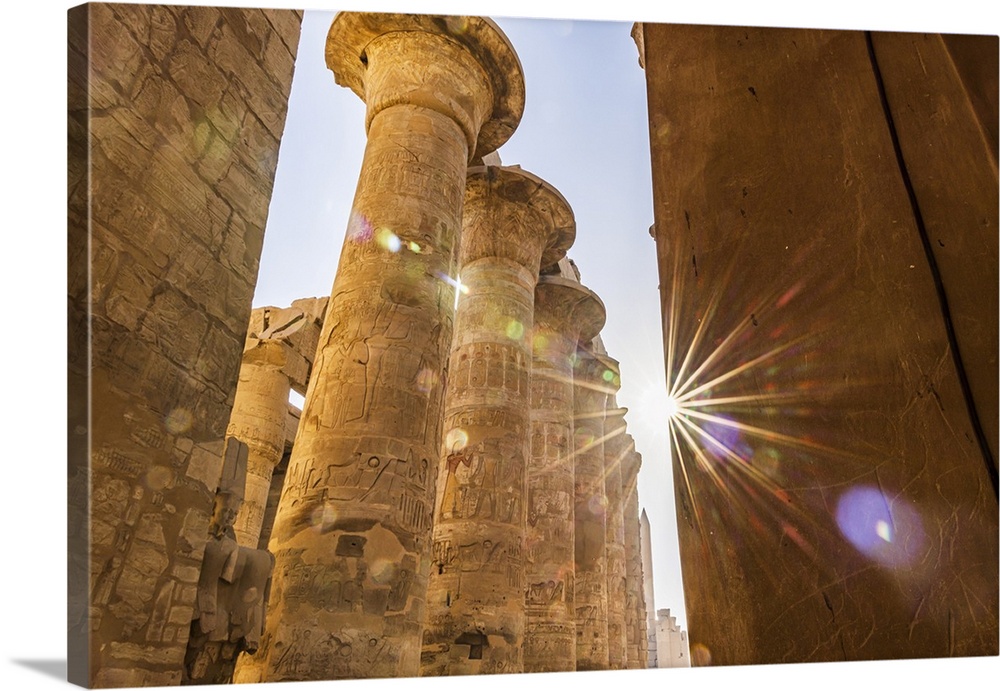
[167,38,227,111]
[186,442,224,493]
[167,605,195,626]
[180,5,219,50]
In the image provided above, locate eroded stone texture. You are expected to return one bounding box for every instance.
[68,5,301,686]
[868,33,999,469]
[602,407,629,669]
[620,442,646,669]
[183,439,276,685]
[421,165,574,676]
[247,15,524,682]
[637,22,998,666]
[523,275,605,672]
[572,350,621,670]
[228,300,326,548]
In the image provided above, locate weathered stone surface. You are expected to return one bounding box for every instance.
[637,22,998,666]
[572,350,620,670]
[620,444,646,669]
[324,13,524,163]
[184,438,276,685]
[523,275,604,673]
[868,32,999,467]
[226,301,325,550]
[421,165,573,676]
[601,408,629,669]
[245,14,524,683]
[69,5,301,685]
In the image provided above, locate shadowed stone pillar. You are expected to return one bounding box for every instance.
[603,406,628,669]
[524,276,605,673]
[421,165,574,676]
[636,23,997,665]
[248,14,524,682]
[573,350,621,670]
[621,440,646,669]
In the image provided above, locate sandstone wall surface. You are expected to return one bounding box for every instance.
[68,4,301,685]
[639,23,998,666]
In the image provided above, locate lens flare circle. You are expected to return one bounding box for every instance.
[835,485,925,569]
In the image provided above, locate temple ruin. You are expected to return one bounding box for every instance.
[70,6,655,686]
[68,4,996,688]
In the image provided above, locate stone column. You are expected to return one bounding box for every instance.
[248,14,524,683]
[603,405,629,669]
[621,442,646,669]
[573,350,620,670]
[227,340,291,548]
[523,276,606,673]
[227,300,324,550]
[421,165,574,676]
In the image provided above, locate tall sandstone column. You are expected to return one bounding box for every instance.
[228,340,292,548]
[602,406,629,669]
[523,275,606,673]
[421,165,574,676]
[250,14,524,682]
[573,350,621,670]
[227,301,325,549]
[621,441,647,669]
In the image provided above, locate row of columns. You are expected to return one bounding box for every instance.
[220,11,650,682]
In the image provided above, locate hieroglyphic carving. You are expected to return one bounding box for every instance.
[249,13,524,682]
[523,275,604,673]
[422,164,572,676]
[603,408,629,669]
[573,349,620,670]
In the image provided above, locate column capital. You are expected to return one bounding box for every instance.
[463,164,575,271]
[534,275,605,344]
[574,350,621,397]
[327,13,525,161]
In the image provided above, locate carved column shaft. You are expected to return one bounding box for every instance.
[249,14,523,683]
[621,446,646,669]
[524,276,604,673]
[603,406,628,669]
[421,166,573,676]
[573,351,618,670]
[227,340,292,549]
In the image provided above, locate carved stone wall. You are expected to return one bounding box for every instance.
[68,5,301,686]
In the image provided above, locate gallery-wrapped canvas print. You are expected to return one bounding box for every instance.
[64,0,996,688]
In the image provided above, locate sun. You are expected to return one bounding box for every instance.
[664,394,680,420]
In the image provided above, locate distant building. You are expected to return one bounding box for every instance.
[655,609,690,668]
[640,510,689,668]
